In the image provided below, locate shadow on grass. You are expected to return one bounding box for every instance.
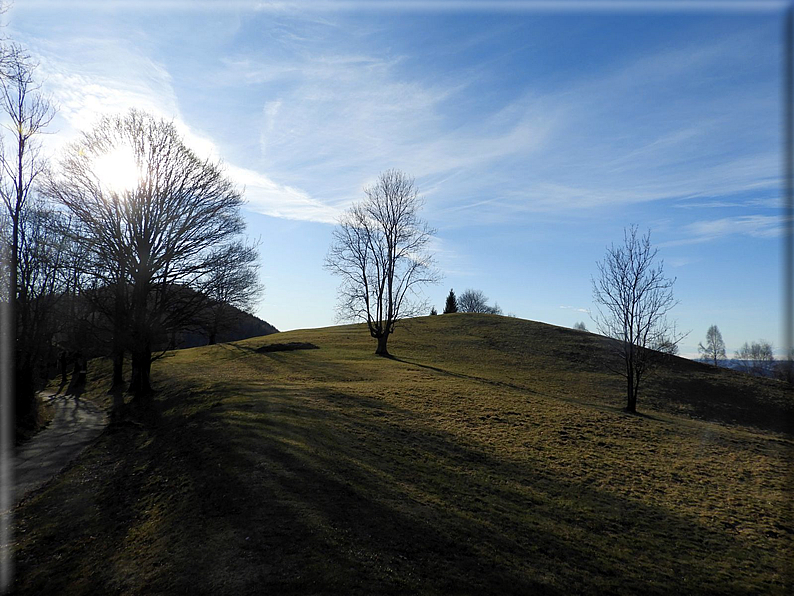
[196,382,782,595]
[391,355,647,421]
[11,367,792,595]
[392,356,543,395]
[645,362,794,436]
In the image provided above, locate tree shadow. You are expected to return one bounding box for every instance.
[645,362,794,436]
[53,378,69,396]
[11,370,792,595]
[391,356,541,395]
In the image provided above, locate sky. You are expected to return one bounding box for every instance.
[4,0,790,359]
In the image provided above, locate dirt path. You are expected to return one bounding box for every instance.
[12,392,107,504]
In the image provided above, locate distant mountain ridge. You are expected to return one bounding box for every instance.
[703,358,778,378]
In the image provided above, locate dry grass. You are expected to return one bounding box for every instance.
[10,314,794,595]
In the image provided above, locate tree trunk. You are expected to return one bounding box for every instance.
[375,333,390,356]
[626,374,637,413]
[111,389,125,421]
[128,266,152,401]
[208,307,220,346]
[15,358,37,427]
[59,351,68,385]
[111,279,126,389]
[111,349,124,389]
[129,351,152,400]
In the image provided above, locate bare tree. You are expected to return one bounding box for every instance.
[74,233,131,395]
[573,321,587,332]
[486,303,503,315]
[458,289,488,313]
[0,46,55,423]
[199,241,262,345]
[1,46,54,296]
[325,169,439,356]
[698,324,726,366]
[654,333,680,358]
[46,110,252,400]
[592,226,682,413]
[0,210,8,302]
[734,340,775,377]
[458,288,501,314]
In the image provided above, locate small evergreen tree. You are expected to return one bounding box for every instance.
[443,288,458,313]
[430,307,438,315]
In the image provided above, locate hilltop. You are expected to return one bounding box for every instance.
[11,314,793,595]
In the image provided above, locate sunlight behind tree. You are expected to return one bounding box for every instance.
[90,144,140,195]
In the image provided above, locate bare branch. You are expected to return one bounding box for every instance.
[324,169,440,355]
[43,109,257,398]
[591,225,684,412]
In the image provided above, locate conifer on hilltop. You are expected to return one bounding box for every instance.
[443,289,458,314]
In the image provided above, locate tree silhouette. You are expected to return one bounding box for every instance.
[698,325,726,366]
[47,110,252,400]
[735,341,775,377]
[325,169,439,356]
[443,289,458,314]
[592,226,683,413]
[458,289,501,314]
[0,46,56,424]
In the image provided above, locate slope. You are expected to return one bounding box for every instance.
[10,314,794,595]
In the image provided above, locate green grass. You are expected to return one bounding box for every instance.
[11,314,794,594]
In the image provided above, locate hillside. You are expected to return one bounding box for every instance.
[11,314,794,595]
[176,307,279,348]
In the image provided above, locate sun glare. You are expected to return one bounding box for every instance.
[92,145,140,194]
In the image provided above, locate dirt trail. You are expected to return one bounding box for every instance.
[12,392,107,504]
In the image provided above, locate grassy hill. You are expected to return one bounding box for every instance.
[11,314,794,594]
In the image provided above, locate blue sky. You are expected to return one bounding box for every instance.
[6,1,789,358]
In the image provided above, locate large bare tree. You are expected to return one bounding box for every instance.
[0,45,56,423]
[592,226,682,413]
[46,110,253,400]
[325,169,439,356]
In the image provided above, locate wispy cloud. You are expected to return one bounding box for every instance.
[225,46,566,215]
[687,215,785,239]
[24,35,181,151]
[667,256,700,267]
[20,34,335,224]
[13,8,782,230]
[228,165,341,223]
[559,305,590,313]
[660,214,787,247]
[673,198,780,209]
[222,19,780,225]
[425,235,473,277]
